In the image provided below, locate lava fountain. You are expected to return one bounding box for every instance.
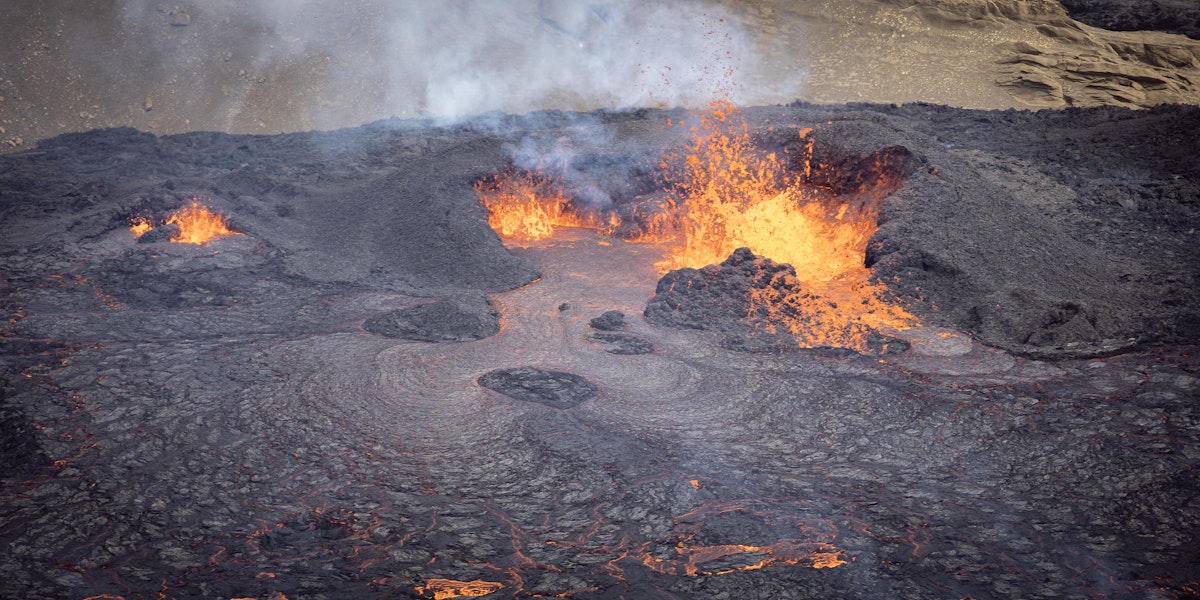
[476,102,918,352]
[130,197,242,244]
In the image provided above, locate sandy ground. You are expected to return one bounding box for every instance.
[1,0,1199,151]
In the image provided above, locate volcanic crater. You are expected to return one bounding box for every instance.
[2,102,1199,599]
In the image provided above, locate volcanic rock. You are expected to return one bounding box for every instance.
[967,288,1137,358]
[695,510,787,547]
[363,294,500,342]
[588,310,625,331]
[477,367,596,408]
[645,248,909,355]
[3,101,1200,600]
[586,332,653,355]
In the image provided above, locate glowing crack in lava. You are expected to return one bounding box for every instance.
[641,541,848,576]
[477,102,916,351]
[414,578,504,599]
[129,197,241,244]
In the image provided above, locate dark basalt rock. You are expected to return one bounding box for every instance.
[966,288,1138,358]
[364,294,500,342]
[695,510,787,547]
[477,367,596,408]
[645,248,908,355]
[586,332,654,355]
[588,310,625,331]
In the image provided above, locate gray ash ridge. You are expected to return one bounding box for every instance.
[1,104,1198,599]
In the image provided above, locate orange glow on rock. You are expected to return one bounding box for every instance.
[166,199,241,244]
[415,578,504,599]
[640,541,848,577]
[129,217,152,236]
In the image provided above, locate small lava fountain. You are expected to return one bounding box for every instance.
[130,197,241,245]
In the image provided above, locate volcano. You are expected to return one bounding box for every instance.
[2,100,1198,600]
[3,0,1200,597]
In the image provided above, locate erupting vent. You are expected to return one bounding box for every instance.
[129,197,241,245]
[476,102,917,351]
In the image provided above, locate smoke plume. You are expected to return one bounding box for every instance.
[102,0,766,132]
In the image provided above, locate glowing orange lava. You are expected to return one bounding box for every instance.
[166,199,240,244]
[129,217,152,236]
[475,172,598,242]
[476,101,918,350]
[658,101,916,349]
[128,198,241,245]
[414,578,504,599]
[640,541,847,576]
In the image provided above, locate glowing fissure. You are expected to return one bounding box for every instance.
[641,541,848,577]
[476,101,918,350]
[129,197,241,245]
[414,578,504,599]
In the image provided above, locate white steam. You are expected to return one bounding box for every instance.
[106,0,764,131]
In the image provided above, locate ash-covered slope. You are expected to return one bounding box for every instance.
[842,103,1200,357]
[0,122,539,297]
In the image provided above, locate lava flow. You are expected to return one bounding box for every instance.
[476,101,916,351]
[129,197,241,244]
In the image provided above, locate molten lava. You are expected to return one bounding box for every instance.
[129,217,152,236]
[641,541,847,577]
[166,199,240,244]
[475,172,599,242]
[475,101,917,350]
[129,198,241,245]
[414,578,504,599]
[660,103,916,348]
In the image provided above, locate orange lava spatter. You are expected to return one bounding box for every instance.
[166,199,240,244]
[128,197,241,244]
[129,217,152,236]
[658,101,915,349]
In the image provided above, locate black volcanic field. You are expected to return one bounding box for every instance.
[2,102,1199,599]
